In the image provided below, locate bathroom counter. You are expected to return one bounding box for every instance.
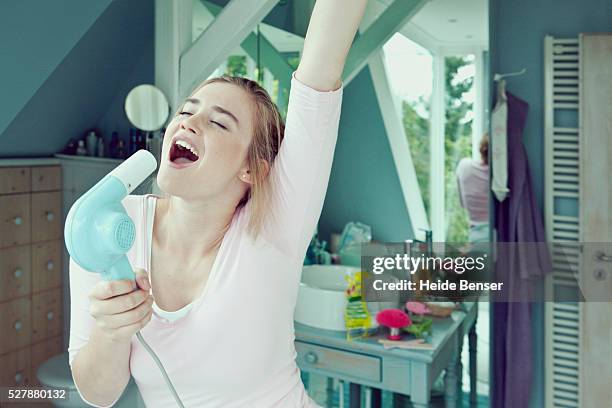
[295,302,478,408]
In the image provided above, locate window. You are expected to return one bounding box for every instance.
[382,34,433,218]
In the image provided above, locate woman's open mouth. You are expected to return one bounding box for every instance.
[168,139,200,168]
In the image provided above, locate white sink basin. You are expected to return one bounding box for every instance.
[294,265,395,331]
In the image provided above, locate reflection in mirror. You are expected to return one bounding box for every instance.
[124,84,170,131]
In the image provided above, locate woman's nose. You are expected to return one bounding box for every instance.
[180,118,199,134]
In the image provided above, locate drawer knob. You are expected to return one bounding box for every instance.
[14,320,23,331]
[46,261,54,270]
[14,268,23,278]
[46,211,55,221]
[14,216,23,225]
[305,351,318,364]
[47,311,55,321]
[14,371,24,384]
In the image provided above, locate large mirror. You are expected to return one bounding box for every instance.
[124,84,170,132]
[190,0,491,406]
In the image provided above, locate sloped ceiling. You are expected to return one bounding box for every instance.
[0,0,154,157]
[0,0,113,138]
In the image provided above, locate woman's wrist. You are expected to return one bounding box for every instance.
[91,326,132,348]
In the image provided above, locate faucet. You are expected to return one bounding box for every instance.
[404,228,433,256]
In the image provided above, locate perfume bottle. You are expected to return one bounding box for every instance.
[96,135,105,157]
[109,131,119,158]
[116,139,127,159]
[76,140,87,156]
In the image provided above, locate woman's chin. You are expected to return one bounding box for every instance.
[156,168,186,196]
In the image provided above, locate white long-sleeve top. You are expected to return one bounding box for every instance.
[68,72,343,408]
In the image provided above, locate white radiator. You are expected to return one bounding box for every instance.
[543,35,581,408]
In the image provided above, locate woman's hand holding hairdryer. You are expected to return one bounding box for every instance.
[88,269,154,343]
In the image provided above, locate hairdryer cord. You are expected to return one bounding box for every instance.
[136,332,186,408]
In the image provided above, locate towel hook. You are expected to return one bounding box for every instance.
[494,68,526,81]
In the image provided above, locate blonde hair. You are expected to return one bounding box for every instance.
[185,76,285,238]
[480,133,489,165]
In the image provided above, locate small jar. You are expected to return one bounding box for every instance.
[86,131,98,156]
[97,136,105,157]
[76,140,87,156]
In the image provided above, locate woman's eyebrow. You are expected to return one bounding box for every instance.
[184,98,239,126]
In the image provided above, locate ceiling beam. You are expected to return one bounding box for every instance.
[368,50,430,240]
[155,0,192,112]
[202,1,293,111]
[179,0,280,99]
[342,0,427,85]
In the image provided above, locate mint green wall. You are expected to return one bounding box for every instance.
[318,66,414,243]
[0,0,112,137]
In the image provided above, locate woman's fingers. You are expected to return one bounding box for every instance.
[86,269,155,342]
[104,309,154,342]
[135,269,151,291]
[89,279,136,301]
[90,289,150,317]
[95,296,154,330]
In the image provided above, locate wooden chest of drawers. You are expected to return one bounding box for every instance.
[0,163,63,388]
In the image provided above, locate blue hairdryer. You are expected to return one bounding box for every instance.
[64,150,158,282]
[65,149,186,407]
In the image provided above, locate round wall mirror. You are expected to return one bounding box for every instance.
[124,84,170,131]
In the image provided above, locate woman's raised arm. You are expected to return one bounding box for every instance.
[295,0,368,92]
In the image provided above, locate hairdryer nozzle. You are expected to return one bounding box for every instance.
[109,149,157,194]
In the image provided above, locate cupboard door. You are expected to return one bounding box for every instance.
[0,194,31,248]
[0,297,31,354]
[31,166,61,192]
[0,245,31,302]
[0,349,31,387]
[30,336,62,386]
[0,167,31,195]
[32,290,62,343]
[31,241,62,293]
[31,192,62,242]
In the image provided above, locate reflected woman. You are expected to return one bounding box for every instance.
[456,134,490,243]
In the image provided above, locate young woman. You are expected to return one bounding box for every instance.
[68,1,367,406]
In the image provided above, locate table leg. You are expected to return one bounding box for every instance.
[444,334,459,408]
[457,332,464,408]
[468,319,478,406]
[349,383,361,408]
[326,378,335,407]
[339,380,346,408]
[363,387,372,408]
[369,388,381,408]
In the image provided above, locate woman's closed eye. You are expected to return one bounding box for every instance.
[209,119,228,130]
[178,111,227,130]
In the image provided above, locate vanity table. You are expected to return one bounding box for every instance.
[295,302,478,408]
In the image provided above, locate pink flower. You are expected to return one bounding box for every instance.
[405,301,430,315]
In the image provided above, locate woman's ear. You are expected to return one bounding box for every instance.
[238,160,270,185]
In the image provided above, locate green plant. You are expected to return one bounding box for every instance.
[401,316,433,339]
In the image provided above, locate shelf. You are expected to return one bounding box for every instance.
[53,154,124,165]
[0,157,61,167]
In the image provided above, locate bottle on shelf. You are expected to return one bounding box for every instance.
[76,140,87,156]
[129,128,138,156]
[96,135,105,157]
[116,139,128,159]
[109,131,120,159]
